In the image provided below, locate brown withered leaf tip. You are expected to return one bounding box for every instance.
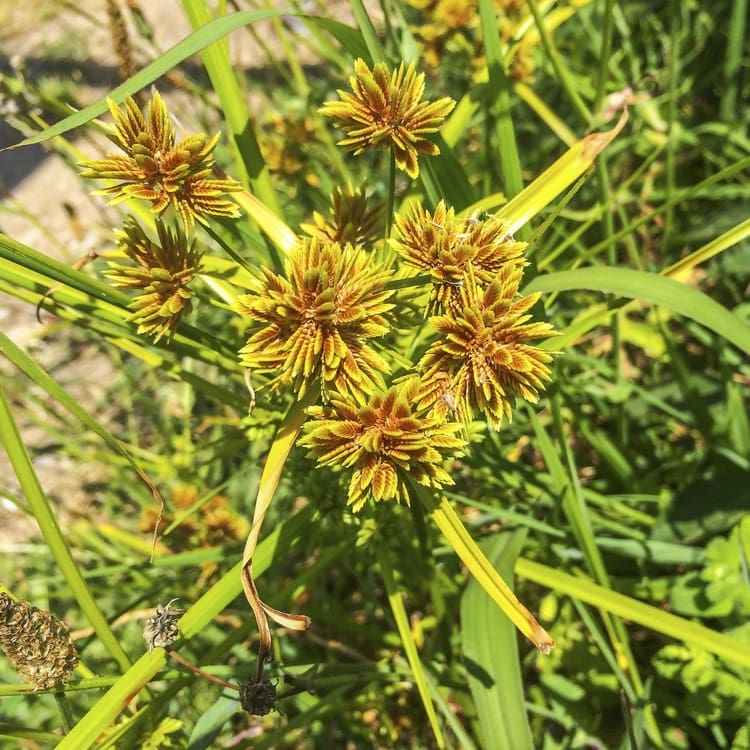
[299,376,466,511]
[417,265,557,429]
[79,91,241,230]
[319,58,455,179]
[235,237,396,402]
[0,593,79,689]
[106,218,202,341]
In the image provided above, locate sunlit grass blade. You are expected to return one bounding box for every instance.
[240,389,318,672]
[0,385,132,674]
[55,504,314,749]
[379,551,445,749]
[232,190,297,255]
[478,0,523,204]
[414,485,554,653]
[348,0,385,63]
[664,216,750,282]
[525,266,750,356]
[0,10,367,152]
[181,1,280,216]
[461,532,534,749]
[496,111,627,237]
[515,558,750,669]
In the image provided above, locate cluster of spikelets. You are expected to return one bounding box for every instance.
[82,58,557,512]
[235,59,557,510]
[80,91,241,340]
[0,593,79,689]
[404,0,538,83]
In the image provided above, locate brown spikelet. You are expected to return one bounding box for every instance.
[106,0,137,83]
[0,594,79,689]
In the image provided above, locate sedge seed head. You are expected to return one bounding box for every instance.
[319,59,455,179]
[300,377,466,511]
[79,91,241,230]
[235,237,396,402]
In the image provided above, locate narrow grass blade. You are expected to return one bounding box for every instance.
[515,558,750,670]
[241,389,318,671]
[55,505,313,749]
[379,552,445,749]
[0,10,284,150]
[181,1,280,216]
[0,330,165,517]
[0,11,366,152]
[461,531,534,750]
[496,112,627,237]
[348,0,385,63]
[414,485,554,654]
[664,216,750,282]
[478,0,524,202]
[0,385,132,674]
[524,266,750,356]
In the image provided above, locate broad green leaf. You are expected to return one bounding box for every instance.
[461,532,534,750]
[525,267,750,356]
[516,558,750,669]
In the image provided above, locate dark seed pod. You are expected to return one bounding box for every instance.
[239,677,278,716]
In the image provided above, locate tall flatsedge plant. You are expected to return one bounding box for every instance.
[2,2,749,747]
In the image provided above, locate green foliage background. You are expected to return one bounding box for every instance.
[0,1,749,748]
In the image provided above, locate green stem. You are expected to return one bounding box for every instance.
[385,151,396,243]
[593,0,616,112]
[55,692,75,734]
[526,0,591,126]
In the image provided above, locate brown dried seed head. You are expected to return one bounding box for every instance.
[0,593,79,689]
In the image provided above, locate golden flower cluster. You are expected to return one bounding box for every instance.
[300,377,465,510]
[80,91,241,230]
[235,237,396,401]
[319,58,455,179]
[417,264,556,429]
[392,199,525,314]
[302,184,385,247]
[106,219,203,341]
[405,0,536,82]
[80,91,245,341]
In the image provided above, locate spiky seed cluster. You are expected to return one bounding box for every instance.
[300,377,466,511]
[0,593,79,689]
[392,200,526,315]
[235,237,396,401]
[319,59,455,179]
[418,265,556,429]
[143,600,185,652]
[240,677,279,716]
[106,219,202,341]
[302,185,385,247]
[79,91,241,230]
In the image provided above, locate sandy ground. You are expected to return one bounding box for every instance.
[0,0,358,544]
